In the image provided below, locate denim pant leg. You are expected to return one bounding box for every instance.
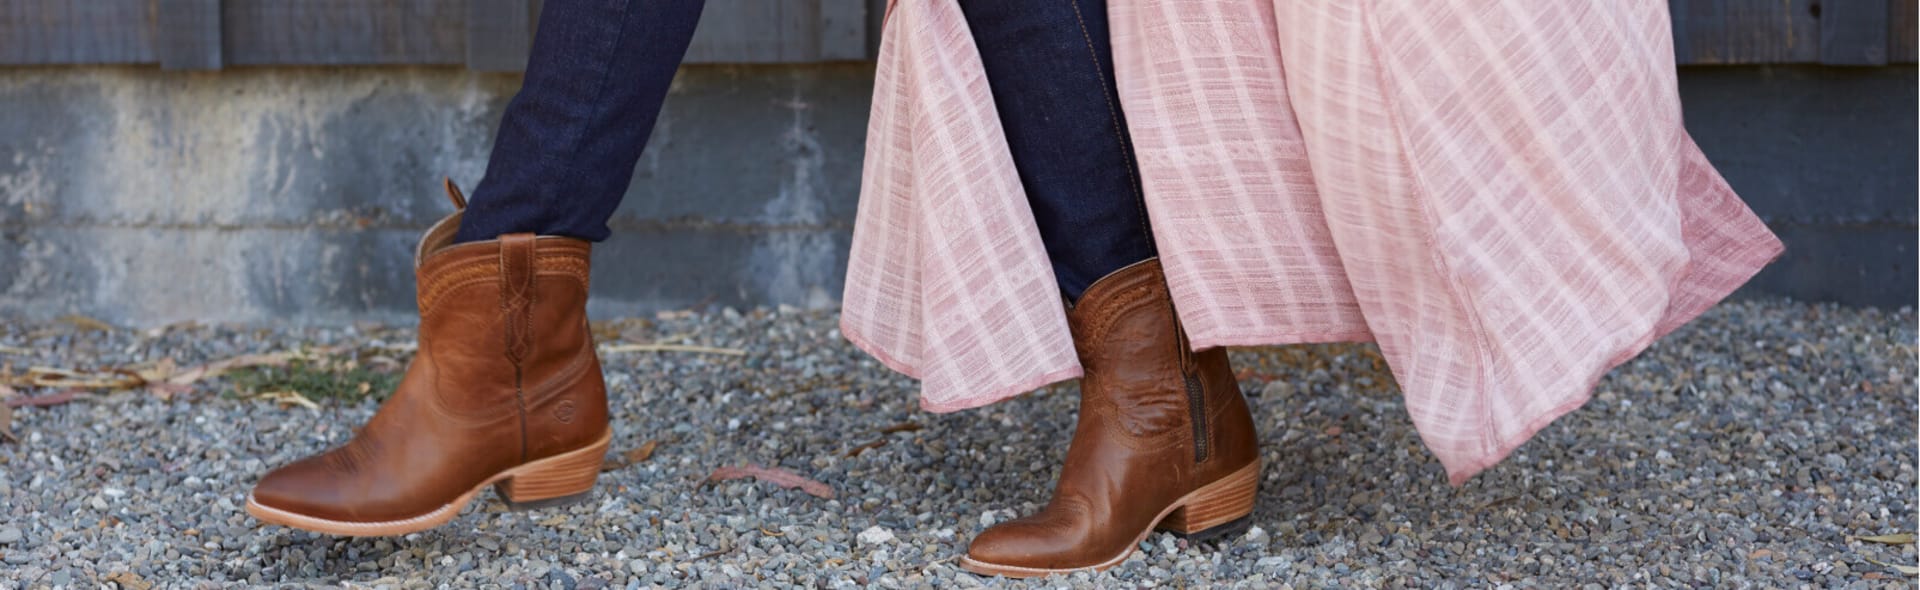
[456,0,707,243]
[958,0,1157,301]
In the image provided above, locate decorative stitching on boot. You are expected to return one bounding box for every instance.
[418,255,589,316]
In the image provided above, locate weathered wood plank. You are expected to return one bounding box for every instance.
[156,0,222,70]
[817,0,867,61]
[1888,0,1917,63]
[0,0,1902,68]
[1670,0,1822,64]
[466,0,530,71]
[0,0,152,64]
[865,0,887,58]
[1821,0,1890,65]
[530,0,856,63]
[683,0,817,63]
[223,0,464,66]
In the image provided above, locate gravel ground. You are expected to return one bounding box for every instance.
[0,298,1913,588]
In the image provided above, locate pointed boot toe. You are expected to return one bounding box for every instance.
[248,454,347,520]
[962,512,1095,575]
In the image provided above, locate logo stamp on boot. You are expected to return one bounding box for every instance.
[553,400,577,424]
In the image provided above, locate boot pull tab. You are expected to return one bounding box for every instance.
[499,233,537,366]
[443,177,469,210]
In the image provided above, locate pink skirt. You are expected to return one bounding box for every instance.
[839,0,1784,483]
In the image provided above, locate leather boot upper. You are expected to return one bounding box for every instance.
[251,192,609,523]
[966,258,1258,570]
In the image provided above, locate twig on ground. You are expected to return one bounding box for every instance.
[4,390,87,408]
[844,439,888,458]
[252,390,321,412]
[705,465,834,499]
[878,422,922,435]
[601,343,746,356]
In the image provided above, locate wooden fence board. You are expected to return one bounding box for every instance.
[865,0,887,58]
[816,0,867,61]
[0,1,1907,68]
[1669,0,1822,64]
[1821,0,1891,65]
[0,0,153,64]
[529,0,865,63]
[1889,0,1918,63]
[466,0,530,71]
[156,0,222,70]
[222,0,464,65]
[682,0,816,63]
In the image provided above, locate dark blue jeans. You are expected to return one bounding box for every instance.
[458,0,1155,301]
[956,0,1156,300]
[456,0,705,245]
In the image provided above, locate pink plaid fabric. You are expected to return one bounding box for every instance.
[840,0,1784,483]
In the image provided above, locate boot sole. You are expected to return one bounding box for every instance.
[958,459,1261,578]
[245,428,612,536]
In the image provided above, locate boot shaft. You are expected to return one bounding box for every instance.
[1067,259,1193,438]
[413,211,601,417]
[1066,258,1256,469]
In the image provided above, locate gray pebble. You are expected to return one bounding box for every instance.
[0,301,1908,588]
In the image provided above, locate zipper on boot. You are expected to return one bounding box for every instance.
[1168,296,1210,464]
[1184,372,1209,462]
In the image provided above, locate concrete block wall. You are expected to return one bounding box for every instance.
[0,64,871,325]
[0,64,1913,325]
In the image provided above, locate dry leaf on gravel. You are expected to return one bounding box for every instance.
[23,367,143,390]
[56,314,113,332]
[706,465,834,499]
[1865,557,1920,575]
[0,384,13,443]
[125,358,194,399]
[4,389,85,408]
[103,571,152,590]
[844,439,888,458]
[878,422,922,435]
[254,390,320,412]
[7,352,297,398]
[601,440,660,472]
[1854,533,1917,545]
[167,352,298,387]
[144,382,195,400]
[133,358,177,383]
[365,355,404,372]
[601,343,746,356]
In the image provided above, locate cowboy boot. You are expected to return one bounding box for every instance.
[246,179,612,536]
[961,258,1260,577]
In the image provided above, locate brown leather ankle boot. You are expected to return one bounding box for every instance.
[247,180,612,536]
[961,258,1260,577]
